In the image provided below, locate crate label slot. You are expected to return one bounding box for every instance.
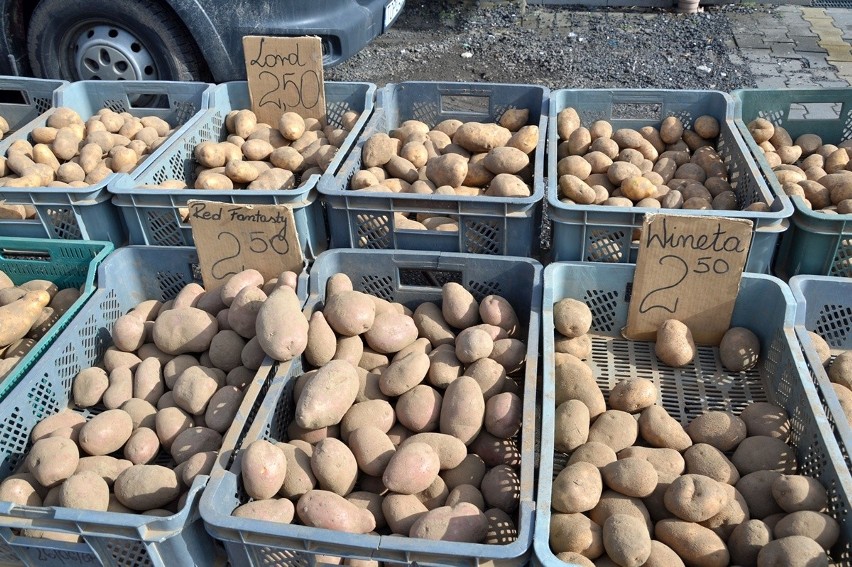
[625,213,753,345]
[188,200,303,290]
[243,35,327,126]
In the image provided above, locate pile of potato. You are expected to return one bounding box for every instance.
[149,108,361,193]
[554,108,770,213]
[550,299,837,566]
[231,273,527,550]
[347,109,539,232]
[0,268,309,540]
[0,107,175,219]
[807,331,852,426]
[745,119,852,215]
[0,272,81,381]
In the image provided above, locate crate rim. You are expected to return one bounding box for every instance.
[546,88,794,222]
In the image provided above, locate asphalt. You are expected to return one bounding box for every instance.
[729,5,852,117]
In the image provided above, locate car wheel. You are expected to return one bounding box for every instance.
[26,0,209,82]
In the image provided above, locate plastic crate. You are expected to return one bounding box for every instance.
[0,237,113,401]
[0,76,65,136]
[790,275,852,475]
[318,82,548,257]
[534,262,852,566]
[733,88,852,278]
[109,81,376,262]
[547,89,792,273]
[0,246,294,567]
[200,248,542,566]
[0,80,213,244]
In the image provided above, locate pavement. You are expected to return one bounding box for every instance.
[728,5,852,117]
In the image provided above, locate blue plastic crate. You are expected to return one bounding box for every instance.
[109,81,376,263]
[0,80,213,244]
[790,275,852,475]
[534,262,852,566]
[733,88,852,278]
[0,236,112,401]
[200,249,542,566]
[0,76,65,136]
[546,89,792,273]
[0,246,291,567]
[318,81,548,257]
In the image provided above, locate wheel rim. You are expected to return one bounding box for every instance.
[72,24,159,80]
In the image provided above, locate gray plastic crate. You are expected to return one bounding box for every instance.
[790,275,852,475]
[200,248,542,566]
[0,246,292,567]
[0,76,65,136]
[318,81,548,257]
[733,88,852,278]
[109,81,376,262]
[547,89,792,273]
[534,262,852,566]
[0,80,212,244]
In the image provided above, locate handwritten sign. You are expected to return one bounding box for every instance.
[243,36,326,126]
[188,200,303,290]
[625,213,753,345]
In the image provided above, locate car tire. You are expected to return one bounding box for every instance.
[26,0,209,82]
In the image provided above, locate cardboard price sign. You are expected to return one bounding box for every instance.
[188,201,303,290]
[243,36,326,127]
[625,213,753,345]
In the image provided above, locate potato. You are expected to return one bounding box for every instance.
[772,474,828,513]
[664,474,728,522]
[27,436,79,487]
[452,122,512,153]
[601,457,658,499]
[170,426,221,464]
[483,391,521,439]
[740,401,790,439]
[553,298,592,339]
[719,327,761,372]
[163,355,199,390]
[654,319,696,367]
[32,409,86,442]
[205,385,244,433]
[123,427,160,465]
[394,385,440,433]
[728,519,772,566]
[409,502,487,542]
[232,499,295,523]
[439,375,486,445]
[382,492,428,535]
[684,443,739,485]
[732,435,796,475]
[114,465,181,511]
[555,333,592,360]
[0,476,42,506]
[172,366,220,415]
[637,405,692,451]
[756,535,829,567]
[348,426,395,477]
[554,354,605,418]
[74,455,132,488]
[255,286,309,361]
[608,378,656,413]
[381,440,440,496]
[829,351,852,389]
[180,450,217,486]
[155,406,194,450]
[311,437,358,496]
[699,483,748,540]
[152,307,218,355]
[655,519,729,567]
[73,366,109,408]
[549,512,604,558]
[686,410,747,451]
[298,489,377,534]
[296,360,359,429]
[227,286,267,340]
[774,510,839,549]
[484,173,530,197]
[549,461,601,514]
[588,410,638,452]
[445,483,483,510]
[737,470,784,519]
[78,409,133,456]
[603,514,651,567]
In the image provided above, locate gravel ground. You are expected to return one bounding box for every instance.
[327,1,766,91]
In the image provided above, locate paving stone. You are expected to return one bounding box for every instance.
[739,48,774,63]
[734,35,767,49]
[762,29,796,42]
[818,79,852,87]
[794,36,828,52]
[778,58,806,72]
[826,47,852,62]
[755,75,790,89]
[801,53,834,69]
[787,26,818,38]
[772,44,802,58]
[829,61,852,78]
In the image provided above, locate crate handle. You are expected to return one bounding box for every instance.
[610,100,663,121]
[398,267,462,288]
[0,89,28,106]
[128,94,171,110]
[440,94,491,115]
[0,248,50,261]
[787,101,843,120]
